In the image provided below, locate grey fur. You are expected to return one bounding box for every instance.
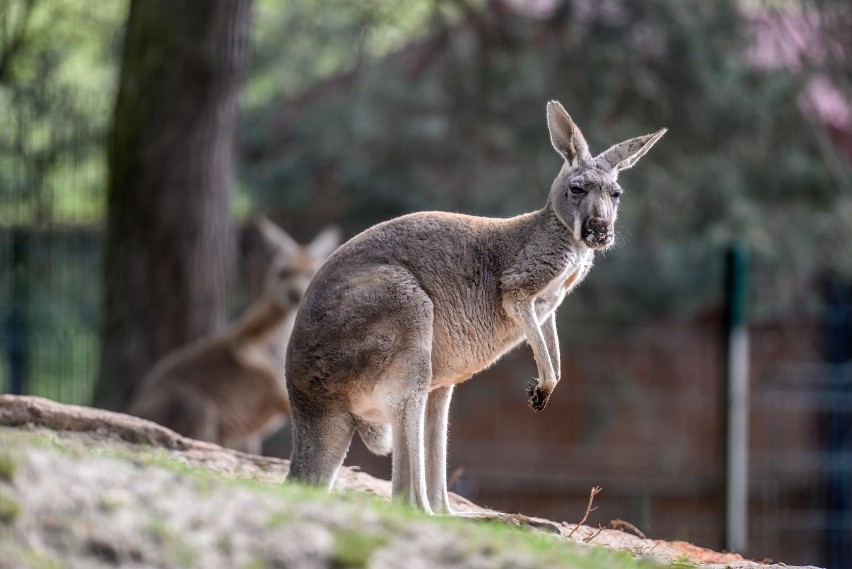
[285,100,665,513]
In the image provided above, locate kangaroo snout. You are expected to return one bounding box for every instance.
[286,287,304,306]
[582,217,613,249]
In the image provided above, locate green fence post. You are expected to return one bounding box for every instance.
[723,244,749,554]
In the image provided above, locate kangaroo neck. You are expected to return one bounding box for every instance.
[231,295,291,344]
[511,203,586,255]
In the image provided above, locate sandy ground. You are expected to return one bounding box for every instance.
[0,395,821,568]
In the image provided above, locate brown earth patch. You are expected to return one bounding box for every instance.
[0,395,819,568]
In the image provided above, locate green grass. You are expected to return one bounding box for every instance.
[146,516,198,569]
[0,428,662,569]
[0,451,18,482]
[79,444,659,569]
[0,489,21,524]
[0,546,70,569]
[331,530,388,568]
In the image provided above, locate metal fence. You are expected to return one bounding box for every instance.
[1,102,850,569]
[0,83,106,406]
[752,362,852,567]
[0,228,101,405]
[2,218,851,568]
[343,298,851,568]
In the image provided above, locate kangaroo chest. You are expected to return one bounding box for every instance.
[534,247,594,319]
[430,247,593,386]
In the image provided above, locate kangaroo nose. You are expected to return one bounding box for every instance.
[587,217,608,235]
[287,288,303,305]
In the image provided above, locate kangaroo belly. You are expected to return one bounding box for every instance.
[429,305,527,386]
[427,270,573,387]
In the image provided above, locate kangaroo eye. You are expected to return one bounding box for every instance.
[570,186,586,195]
[612,191,622,199]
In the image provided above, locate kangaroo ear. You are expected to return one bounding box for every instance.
[595,128,667,176]
[546,100,591,167]
[308,226,342,260]
[256,215,298,257]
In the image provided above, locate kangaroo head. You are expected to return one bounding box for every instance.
[256,216,341,309]
[546,100,666,251]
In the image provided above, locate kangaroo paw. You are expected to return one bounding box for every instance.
[527,380,551,412]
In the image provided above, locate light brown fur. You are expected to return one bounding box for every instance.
[128,219,340,454]
[286,101,665,512]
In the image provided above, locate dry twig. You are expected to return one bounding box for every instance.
[583,524,605,543]
[567,486,602,539]
[608,518,647,539]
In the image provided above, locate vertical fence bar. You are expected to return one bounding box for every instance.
[724,244,749,553]
[5,228,29,394]
[820,275,851,569]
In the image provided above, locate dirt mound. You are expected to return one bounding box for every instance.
[0,395,819,568]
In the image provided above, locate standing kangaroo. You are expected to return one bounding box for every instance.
[286,101,665,513]
[129,218,340,454]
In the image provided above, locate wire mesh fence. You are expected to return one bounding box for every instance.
[0,85,106,405]
[0,228,101,405]
[1,93,850,569]
[752,362,852,566]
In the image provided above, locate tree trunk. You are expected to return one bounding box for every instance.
[95,0,252,410]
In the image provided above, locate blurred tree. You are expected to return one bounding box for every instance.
[240,0,852,322]
[94,0,252,410]
[0,0,34,83]
[0,0,127,224]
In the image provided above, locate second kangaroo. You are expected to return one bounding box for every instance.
[129,218,340,454]
[286,101,666,513]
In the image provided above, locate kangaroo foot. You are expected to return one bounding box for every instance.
[527,380,552,412]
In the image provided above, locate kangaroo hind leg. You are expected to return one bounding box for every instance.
[425,384,455,514]
[288,407,354,490]
[391,388,431,513]
[385,342,434,513]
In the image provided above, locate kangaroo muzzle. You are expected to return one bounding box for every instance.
[581,217,613,249]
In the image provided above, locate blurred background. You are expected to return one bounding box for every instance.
[1,0,850,566]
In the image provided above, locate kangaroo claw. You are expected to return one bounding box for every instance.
[527,380,551,412]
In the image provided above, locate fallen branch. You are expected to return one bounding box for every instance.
[567,485,602,539]
[608,518,647,539]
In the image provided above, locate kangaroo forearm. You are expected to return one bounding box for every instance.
[508,299,557,390]
[542,313,560,380]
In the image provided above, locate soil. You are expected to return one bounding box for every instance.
[0,395,821,569]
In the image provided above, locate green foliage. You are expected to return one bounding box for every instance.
[0,0,128,226]
[246,0,441,112]
[241,0,852,320]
